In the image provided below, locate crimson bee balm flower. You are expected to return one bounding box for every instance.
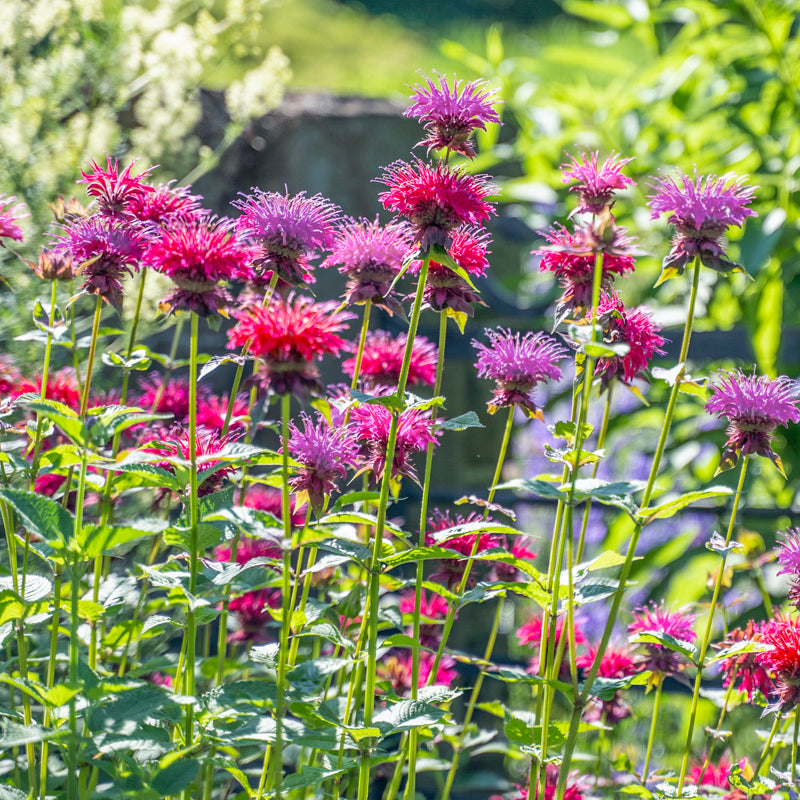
[704,370,800,475]
[378,159,496,250]
[0,195,26,244]
[144,216,254,317]
[78,156,154,220]
[472,327,567,419]
[756,616,800,711]
[649,169,757,280]
[561,151,635,216]
[405,72,501,158]
[227,294,352,399]
[233,189,340,287]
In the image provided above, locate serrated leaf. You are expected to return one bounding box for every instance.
[640,487,733,522]
[429,520,522,544]
[629,631,697,661]
[707,639,772,664]
[584,671,652,700]
[0,488,74,550]
[297,621,356,653]
[497,478,564,500]
[374,699,446,734]
[78,519,168,558]
[438,411,484,431]
[383,545,459,569]
[350,388,404,410]
[0,721,54,747]
[429,243,479,291]
[573,577,618,605]
[151,759,200,794]
[250,643,279,668]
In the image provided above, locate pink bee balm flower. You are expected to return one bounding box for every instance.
[777,528,800,610]
[242,485,307,528]
[135,373,192,422]
[405,72,501,158]
[0,195,26,243]
[398,588,448,647]
[143,216,254,317]
[472,327,567,419]
[56,216,147,310]
[343,330,438,390]
[756,616,800,711]
[378,159,496,249]
[649,169,757,277]
[489,766,585,800]
[704,370,800,475]
[16,368,81,410]
[381,650,457,697]
[538,223,636,318]
[128,182,204,227]
[517,612,586,678]
[321,217,413,315]
[78,156,155,219]
[420,226,491,315]
[287,412,360,513]
[490,536,537,583]
[688,754,733,788]
[196,393,250,435]
[576,643,639,724]
[233,189,340,287]
[628,602,696,676]
[350,404,439,484]
[586,293,666,387]
[716,620,774,702]
[561,151,635,216]
[424,509,500,589]
[227,294,352,399]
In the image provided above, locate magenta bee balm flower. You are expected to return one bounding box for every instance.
[704,370,800,475]
[322,217,413,315]
[649,169,757,278]
[78,156,155,220]
[405,72,501,158]
[776,528,800,610]
[628,602,696,676]
[233,189,340,287]
[0,195,26,243]
[756,616,800,711]
[343,329,437,390]
[473,327,567,419]
[287,412,360,513]
[378,159,496,249]
[561,151,635,216]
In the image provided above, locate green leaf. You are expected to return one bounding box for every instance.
[151,759,200,795]
[250,643,279,668]
[373,699,446,734]
[497,478,564,501]
[383,545,459,569]
[100,347,152,371]
[583,341,630,359]
[573,577,618,605]
[584,671,652,700]
[17,397,87,447]
[78,519,168,558]
[569,479,644,516]
[438,411,484,431]
[350,388,404,410]
[429,520,522,544]
[706,639,772,665]
[0,489,74,550]
[0,720,54,747]
[549,420,593,444]
[429,243,480,291]
[297,621,356,653]
[561,0,634,28]
[628,631,697,661]
[640,487,734,523]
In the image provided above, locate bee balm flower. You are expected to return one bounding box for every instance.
[561,151,635,216]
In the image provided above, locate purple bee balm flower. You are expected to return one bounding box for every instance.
[472,327,567,419]
[0,195,26,244]
[537,222,636,321]
[233,189,340,287]
[704,370,800,475]
[378,159,496,250]
[628,602,696,676]
[561,151,635,216]
[405,72,501,158]
[321,217,413,315]
[649,169,757,279]
[350,404,439,484]
[56,216,147,310]
[143,216,254,317]
[343,329,438,390]
[79,156,155,220]
[776,528,800,610]
[287,412,360,513]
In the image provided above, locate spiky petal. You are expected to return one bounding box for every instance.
[628,602,696,676]
[78,156,155,220]
[561,151,635,215]
[705,370,800,474]
[756,616,800,711]
[0,195,26,243]
[405,72,501,158]
[343,329,438,390]
[473,327,567,418]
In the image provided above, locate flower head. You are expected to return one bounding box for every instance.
[705,370,800,475]
[350,404,439,484]
[143,216,254,316]
[0,195,26,243]
[56,216,146,310]
[378,159,496,249]
[381,650,457,697]
[343,330,437,390]
[576,643,639,723]
[585,293,666,387]
[405,72,501,158]
[517,612,586,678]
[27,249,76,281]
[777,528,800,610]
[756,616,800,711]
[233,189,340,286]
[424,509,500,589]
[398,589,448,647]
[227,294,352,399]
[135,373,192,423]
[242,485,306,528]
[561,151,635,216]
[420,226,491,315]
[16,368,81,410]
[489,769,585,800]
[128,182,204,227]
[287,413,360,513]
[537,223,636,318]
[196,393,250,435]
[628,602,696,675]
[688,754,733,789]
[473,327,567,418]
[716,620,773,701]
[322,217,412,314]
[78,156,155,219]
[649,169,757,278]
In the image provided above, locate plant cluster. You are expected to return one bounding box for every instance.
[0,71,798,800]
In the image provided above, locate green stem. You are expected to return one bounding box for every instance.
[641,676,664,783]
[555,256,702,799]
[356,252,431,800]
[792,709,798,785]
[696,669,738,787]
[751,713,781,782]
[676,455,750,793]
[39,569,63,800]
[350,299,372,392]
